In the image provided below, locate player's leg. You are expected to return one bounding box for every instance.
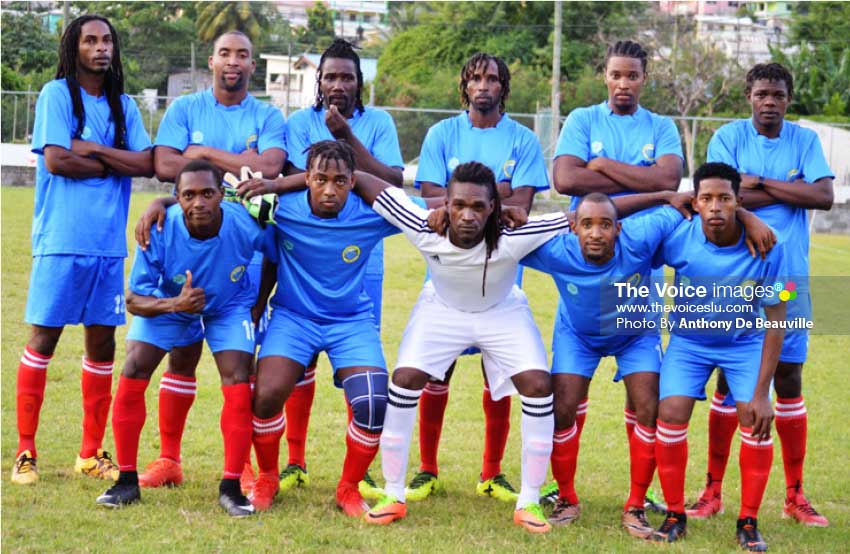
[281,354,317,491]
[478,359,516,502]
[407,364,452,501]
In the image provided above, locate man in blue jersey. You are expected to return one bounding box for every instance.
[278,39,404,496]
[131,30,287,490]
[546,39,684,519]
[690,62,834,527]
[651,162,788,552]
[94,160,273,517]
[247,141,398,518]
[409,52,550,503]
[12,15,153,486]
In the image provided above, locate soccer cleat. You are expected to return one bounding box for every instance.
[548,499,581,526]
[365,495,407,525]
[96,482,141,508]
[405,471,441,502]
[476,473,519,503]
[644,487,668,514]
[240,461,256,495]
[75,449,119,481]
[219,479,255,517]
[336,482,370,517]
[514,503,552,534]
[651,511,687,543]
[686,486,723,519]
[249,472,279,511]
[736,517,768,552]
[621,508,654,539]
[358,470,385,501]
[278,463,309,493]
[539,481,559,505]
[138,457,183,488]
[10,451,38,485]
[783,492,829,527]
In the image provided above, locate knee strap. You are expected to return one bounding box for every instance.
[342,370,388,432]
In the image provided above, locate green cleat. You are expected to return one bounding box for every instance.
[405,471,441,502]
[539,481,559,505]
[358,470,385,501]
[644,487,667,514]
[514,502,552,533]
[278,463,309,493]
[476,474,519,503]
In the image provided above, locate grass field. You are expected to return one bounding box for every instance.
[2,187,849,553]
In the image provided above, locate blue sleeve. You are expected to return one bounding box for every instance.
[706,126,737,166]
[258,106,287,154]
[414,124,449,188]
[520,236,565,274]
[284,110,311,171]
[370,111,404,168]
[410,196,427,209]
[255,226,278,261]
[761,241,790,307]
[509,130,549,191]
[554,108,590,161]
[154,97,190,151]
[630,208,685,258]
[800,133,834,183]
[31,82,73,154]
[655,116,683,160]
[123,96,152,152]
[128,239,164,297]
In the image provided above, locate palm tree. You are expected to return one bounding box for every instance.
[196,1,270,43]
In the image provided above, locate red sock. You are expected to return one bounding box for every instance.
[80,358,114,458]
[112,376,149,472]
[550,423,580,504]
[341,422,380,486]
[775,396,807,498]
[16,346,50,457]
[655,421,689,513]
[418,381,449,475]
[221,384,252,479]
[481,385,510,480]
[285,367,316,467]
[738,426,774,519]
[158,372,196,463]
[707,391,738,495]
[252,412,285,476]
[625,422,657,510]
[624,408,636,440]
[576,398,588,434]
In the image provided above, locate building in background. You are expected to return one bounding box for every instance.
[274,0,389,42]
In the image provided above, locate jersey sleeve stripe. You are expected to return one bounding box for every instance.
[375,191,434,234]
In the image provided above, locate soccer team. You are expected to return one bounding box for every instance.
[11,14,835,551]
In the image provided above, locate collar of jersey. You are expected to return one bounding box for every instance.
[461,111,509,130]
[693,215,746,252]
[178,205,226,242]
[205,88,252,110]
[301,189,355,221]
[601,100,643,119]
[747,117,788,140]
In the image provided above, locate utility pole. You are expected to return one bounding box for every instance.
[62,0,70,32]
[550,0,562,181]
[285,41,293,116]
[190,42,196,93]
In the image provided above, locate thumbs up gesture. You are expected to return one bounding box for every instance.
[173,270,205,313]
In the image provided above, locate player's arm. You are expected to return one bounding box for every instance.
[748,301,787,441]
[499,184,535,212]
[43,145,108,178]
[126,270,205,317]
[586,154,683,193]
[352,170,393,205]
[251,259,277,326]
[134,196,178,250]
[608,190,693,219]
[236,173,308,199]
[741,175,833,210]
[71,140,154,177]
[553,154,629,195]
[182,145,286,179]
[736,208,777,259]
[324,105,403,186]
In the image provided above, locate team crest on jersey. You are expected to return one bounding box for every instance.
[740,279,757,301]
[591,141,603,154]
[342,245,361,263]
[81,126,93,140]
[191,130,204,144]
[245,134,258,150]
[502,159,516,179]
[567,283,579,295]
[626,272,642,288]
[642,143,656,162]
[172,273,187,285]
[448,157,460,171]
[230,265,246,282]
[283,239,294,251]
[787,168,800,180]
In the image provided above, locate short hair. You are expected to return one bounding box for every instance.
[314,39,365,115]
[175,160,222,191]
[305,139,356,173]
[575,192,619,220]
[604,40,648,73]
[693,162,741,196]
[213,30,253,55]
[745,62,793,98]
[459,53,511,112]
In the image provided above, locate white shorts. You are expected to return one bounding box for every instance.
[395,282,549,400]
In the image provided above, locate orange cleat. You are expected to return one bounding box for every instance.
[336,481,369,517]
[240,461,256,495]
[365,495,407,525]
[686,486,723,519]
[514,503,552,534]
[250,472,279,512]
[138,458,183,488]
[783,492,829,527]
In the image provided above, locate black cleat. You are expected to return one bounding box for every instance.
[651,511,687,543]
[97,483,141,508]
[219,478,255,517]
[736,517,768,552]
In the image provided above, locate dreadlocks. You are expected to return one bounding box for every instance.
[56,15,127,149]
[604,40,648,73]
[305,139,356,174]
[447,162,502,296]
[314,38,365,115]
[459,53,511,113]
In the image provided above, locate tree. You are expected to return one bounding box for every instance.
[195,1,271,43]
[298,1,336,50]
[789,1,850,63]
[0,11,60,91]
[771,43,850,116]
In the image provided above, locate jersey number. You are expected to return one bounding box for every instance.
[241,320,255,342]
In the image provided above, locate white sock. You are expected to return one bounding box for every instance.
[380,382,422,502]
[517,394,554,509]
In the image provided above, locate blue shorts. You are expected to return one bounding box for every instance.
[660,335,763,403]
[127,305,256,354]
[25,255,126,327]
[363,273,383,331]
[246,255,270,346]
[552,327,662,381]
[778,287,810,364]
[258,308,386,384]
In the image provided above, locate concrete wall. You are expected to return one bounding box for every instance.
[0,165,171,193]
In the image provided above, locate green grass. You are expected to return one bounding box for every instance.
[2,187,849,553]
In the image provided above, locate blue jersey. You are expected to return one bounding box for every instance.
[269,191,400,322]
[31,79,152,257]
[658,216,788,345]
[707,118,833,282]
[522,207,682,350]
[128,202,273,316]
[415,112,548,192]
[155,88,286,162]
[556,102,683,210]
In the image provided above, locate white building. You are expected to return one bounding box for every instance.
[695,15,785,64]
[274,1,389,42]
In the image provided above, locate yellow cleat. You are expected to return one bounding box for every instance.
[514,503,552,534]
[11,450,39,485]
[75,449,119,481]
[476,473,519,503]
